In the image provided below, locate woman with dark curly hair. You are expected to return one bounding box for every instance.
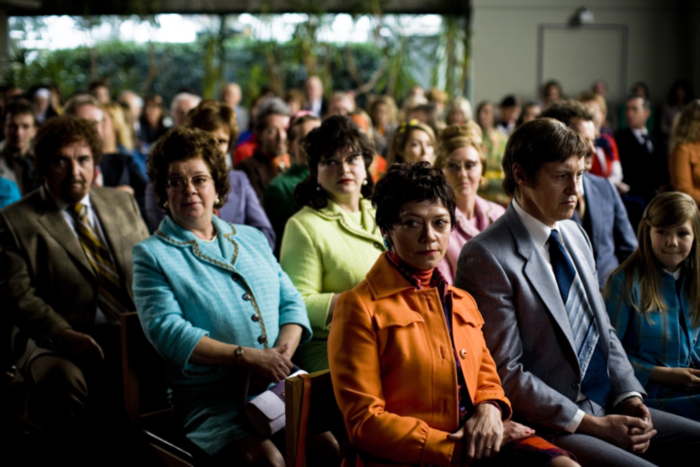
[279,115,385,372]
[328,162,578,467]
[132,126,325,465]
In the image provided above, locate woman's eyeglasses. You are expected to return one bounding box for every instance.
[166,175,212,189]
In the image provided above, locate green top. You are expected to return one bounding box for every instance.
[263,163,310,256]
[280,198,385,370]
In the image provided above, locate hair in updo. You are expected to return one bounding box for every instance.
[373,161,456,234]
[434,121,486,175]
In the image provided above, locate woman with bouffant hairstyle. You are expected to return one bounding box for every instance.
[434,121,506,283]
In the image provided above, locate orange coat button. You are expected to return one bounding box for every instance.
[460,349,467,359]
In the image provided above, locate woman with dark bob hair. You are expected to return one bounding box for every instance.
[132,127,336,465]
[328,162,578,467]
[280,115,385,372]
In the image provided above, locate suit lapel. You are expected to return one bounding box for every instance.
[505,206,577,350]
[36,187,95,278]
[91,188,127,279]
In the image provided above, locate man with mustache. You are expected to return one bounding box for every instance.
[455,118,700,466]
[0,116,149,461]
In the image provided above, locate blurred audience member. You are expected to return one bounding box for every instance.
[264,112,321,255]
[139,94,168,145]
[325,92,354,118]
[285,88,305,116]
[579,92,626,192]
[407,103,445,137]
[516,102,541,127]
[669,99,700,206]
[661,79,695,139]
[221,82,250,133]
[32,87,55,124]
[617,82,654,133]
[435,122,505,283]
[350,109,386,182]
[386,120,436,167]
[367,95,398,156]
[541,79,563,108]
[427,88,448,116]
[496,94,521,136]
[281,116,383,372]
[117,90,144,140]
[303,75,326,118]
[0,99,39,195]
[235,97,291,204]
[476,100,509,205]
[88,78,111,104]
[445,96,473,126]
[170,92,202,127]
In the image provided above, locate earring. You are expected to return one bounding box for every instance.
[215,198,220,204]
[163,201,169,208]
[383,236,391,250]
[316,185,322,191]
[362,179,368,186]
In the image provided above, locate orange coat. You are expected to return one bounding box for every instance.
[328,253,511,467]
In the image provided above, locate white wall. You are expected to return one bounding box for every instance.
[471,0,699,112]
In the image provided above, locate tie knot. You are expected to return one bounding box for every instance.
[71,203,87,219]
[549,229,562,245]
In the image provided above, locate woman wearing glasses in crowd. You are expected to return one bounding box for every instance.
[435,122,505,284]
[280,116,384,373]
[132,127,337,465]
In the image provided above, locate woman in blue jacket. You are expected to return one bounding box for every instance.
[132,127,332,465]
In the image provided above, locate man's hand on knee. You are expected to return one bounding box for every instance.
[618,397,655,453]
[54,329,104,365]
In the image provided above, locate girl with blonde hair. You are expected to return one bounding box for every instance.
[605,192,700,422]
[385,120,436,167]
[434,121,505,283]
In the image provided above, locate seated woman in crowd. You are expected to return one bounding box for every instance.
[435,122,505,283]
[144,99,275,248]
[475,101,509,206]
[349,109,387,182]
[669,99,700,206]
[385,119,436,167]
[606,192,700,422]
[264,112,321,255]
[328,162,577,467]
[367,95,398,156]
[133,127,337,465]
[139,94,168,146]
[280,116,384,373]
[445,96,473,126]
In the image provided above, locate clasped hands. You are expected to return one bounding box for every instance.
[580,396,656,454]
[448,403,536,463]
[243,344,294,394]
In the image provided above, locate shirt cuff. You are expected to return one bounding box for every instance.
[565,409,586,433]
[612,391,644,407]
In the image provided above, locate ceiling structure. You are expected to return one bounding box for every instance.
[3,0,469,16]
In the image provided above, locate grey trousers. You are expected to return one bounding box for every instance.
[551,408,700,466]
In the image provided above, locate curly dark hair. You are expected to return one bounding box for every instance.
[373,161,456,234]
[147,126,231,214]
[34,115,103,177]
[185,98,239,149]
[294,115,375,210]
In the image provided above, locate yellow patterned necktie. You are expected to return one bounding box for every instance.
[71,203,128,319]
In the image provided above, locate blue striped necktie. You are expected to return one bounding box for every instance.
[71,203,129,319]
[548,230,599,378]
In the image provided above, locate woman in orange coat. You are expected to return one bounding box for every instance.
[328,162,578,467]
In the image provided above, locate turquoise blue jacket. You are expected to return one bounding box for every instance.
[606,268,700,393]
[133,215,312,393]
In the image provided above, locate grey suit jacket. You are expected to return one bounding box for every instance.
[0,186,149,349]
[454,203,644,432]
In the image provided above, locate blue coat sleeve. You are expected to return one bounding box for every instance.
[240,172,276,249]
[132,241,209,370]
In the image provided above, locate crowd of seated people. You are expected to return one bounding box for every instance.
[2,71,700,467]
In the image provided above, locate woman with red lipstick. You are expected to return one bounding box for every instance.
[435,122,505,284]
[280,116,384,373]
[328,162,577,467]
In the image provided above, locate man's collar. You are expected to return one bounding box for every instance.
[44,183,90,211]
[512,198,558,250]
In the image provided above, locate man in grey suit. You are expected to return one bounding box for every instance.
[455,118,700,466]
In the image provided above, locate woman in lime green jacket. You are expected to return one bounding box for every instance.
[280,116,385,372]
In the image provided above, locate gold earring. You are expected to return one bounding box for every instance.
[163,201,169,208]
[362,179,368,186]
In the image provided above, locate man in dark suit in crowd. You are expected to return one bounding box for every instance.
[456,118,700,466]
[303,75,327,118]
[0,116,149,461]
[0,99,39,195]
[542,101,637,288]
[615,94,667,226]
[235,97,291,205]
